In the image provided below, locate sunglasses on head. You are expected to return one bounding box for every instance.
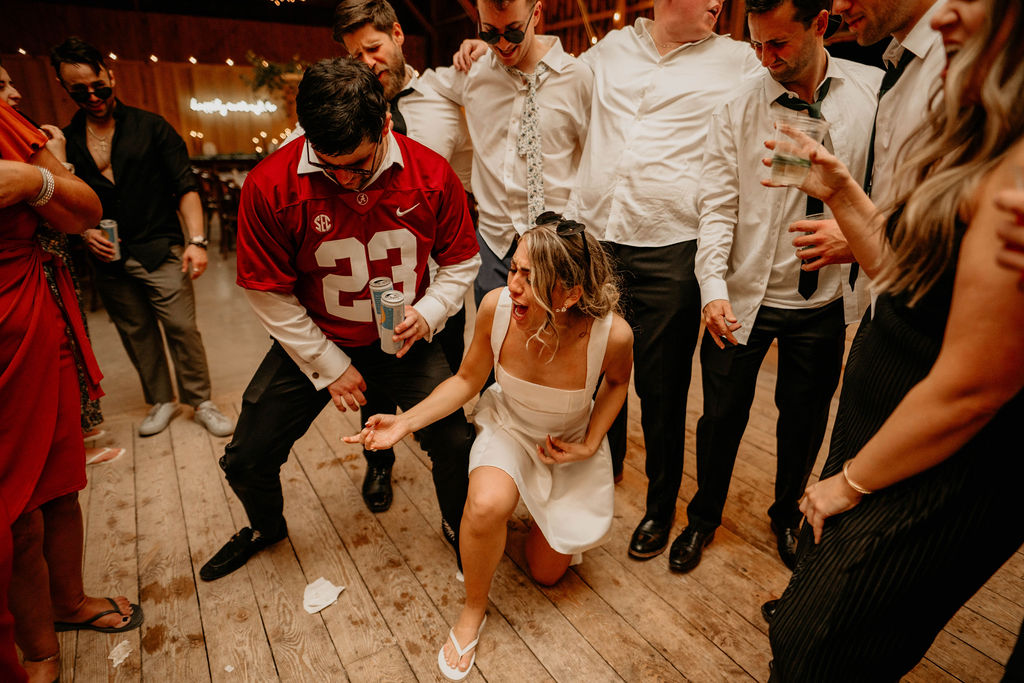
[535,210,591,270]
[478,1,538,44]
[67,84,113,103]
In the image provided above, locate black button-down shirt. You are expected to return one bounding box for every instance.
[64,100,198,271]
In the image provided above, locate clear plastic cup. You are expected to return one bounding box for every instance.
[771,115,830,187]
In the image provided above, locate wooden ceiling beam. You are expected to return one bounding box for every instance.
[453,0,478,23]
[543,1,653,31]
[399,0,437,37]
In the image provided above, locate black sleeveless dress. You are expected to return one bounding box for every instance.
[767,247,1024,681]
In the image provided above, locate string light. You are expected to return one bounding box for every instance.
[17,48,27,55]
[108,52,118,60]
[225,58,235,66]
[613,12,621,22]
[149,54,159,62]
[252,137,260,144]
[189,56,198,64]
[255,146,263,153]
[591,36,598,44]
[259,131,267,138]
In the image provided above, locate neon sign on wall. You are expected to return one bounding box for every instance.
[190,97,279,117]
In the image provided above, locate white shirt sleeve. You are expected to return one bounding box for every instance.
[695,105,740,309]
[412,254,481,339]
[422,65,466,106]
[244,289,352,391]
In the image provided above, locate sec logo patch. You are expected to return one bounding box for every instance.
[312,213,332,233]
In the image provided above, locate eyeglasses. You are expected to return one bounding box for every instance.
[67,84,113,103]
[478,1,538,44]
[307,137,381,184]
[535,210,591,271]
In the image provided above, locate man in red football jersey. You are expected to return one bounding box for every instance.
[200,58,481,581]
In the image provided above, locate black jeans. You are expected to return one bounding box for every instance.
[603,240,702,523]
[221,340,473,550]
[687,300,846,532]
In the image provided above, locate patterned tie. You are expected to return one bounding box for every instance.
[389,87,414,136]
[775,79,832,299]
[506,63,550,225]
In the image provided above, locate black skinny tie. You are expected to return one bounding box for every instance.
[389,87,415,136]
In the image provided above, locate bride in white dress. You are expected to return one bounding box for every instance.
[345,214,633,680]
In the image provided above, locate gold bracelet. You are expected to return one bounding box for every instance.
[842,459,873,495]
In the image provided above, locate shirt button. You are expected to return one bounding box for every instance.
[312,372,320,379]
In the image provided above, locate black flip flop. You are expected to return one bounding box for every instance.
[54,597,144,633]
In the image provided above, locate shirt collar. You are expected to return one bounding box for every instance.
[297,130,404,186]
[487,34,573,75]
[635,17,715,54]
[884,0,943,66]
[764,51,844,102]
[404,65,423,95]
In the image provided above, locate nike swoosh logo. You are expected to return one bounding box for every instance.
[396,203,420,217]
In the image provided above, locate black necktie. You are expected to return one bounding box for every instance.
[775,79,831,299]
[855,49,915,288]
[389,87,414,136]
[773,77,832,120]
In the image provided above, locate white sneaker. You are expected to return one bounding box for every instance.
[139,402,180,436]
[194,400,234,437]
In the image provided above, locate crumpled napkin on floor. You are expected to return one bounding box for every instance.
[303,577,345,614]
[108,640,132,667]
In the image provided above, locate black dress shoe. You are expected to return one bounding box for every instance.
[628,517,673,559]
[668,526,715,573]
[362,462,393,512]
[771,521,799,570]
[761,599,779,624]
[200,525,288,581]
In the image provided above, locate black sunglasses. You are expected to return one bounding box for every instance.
[306,136,380,179]
[535,210,591,270]
[478,2,538,44]
[67,84,113,103]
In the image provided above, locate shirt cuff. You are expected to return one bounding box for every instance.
[296,344,353,391]
[700,278,730,309]
[412,297,447,343]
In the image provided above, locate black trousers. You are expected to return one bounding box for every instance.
[686,300,845,532]
[604,240,702,523]
[220,340,473,549]
[360,306,467,470]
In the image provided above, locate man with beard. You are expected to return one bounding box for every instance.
[683,0,881,574]
[330,0,474,520]
[50,37,233,439]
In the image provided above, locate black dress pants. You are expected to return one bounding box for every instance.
[604,240,702,523]
[220,340,473,550]
[686,300,845,532]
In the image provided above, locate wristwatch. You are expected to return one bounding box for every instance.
[188,236,209,249]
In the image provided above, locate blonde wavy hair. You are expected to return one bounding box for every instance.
[876,0,1024,304]
[519,218,620,357]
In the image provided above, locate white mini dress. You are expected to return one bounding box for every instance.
[468,288,615,555]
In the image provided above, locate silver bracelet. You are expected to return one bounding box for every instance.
[28,167,55,207]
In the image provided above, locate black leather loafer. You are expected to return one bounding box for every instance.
[362,462,393,513]
[628,517,673,559]
[200,524,288,581]
[771,521,799,570]
[761,599,779,624]
[668,526,715,573]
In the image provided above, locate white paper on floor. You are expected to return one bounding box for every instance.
[303,577,345,614]
[108,640,132,667]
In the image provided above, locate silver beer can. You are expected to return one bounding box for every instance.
[98,219,120,261]
[369,276,392,335]
[380,290,405,355]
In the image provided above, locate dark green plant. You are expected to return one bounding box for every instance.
[244,51,307,92]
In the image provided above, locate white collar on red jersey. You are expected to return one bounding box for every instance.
[297,130,404,190]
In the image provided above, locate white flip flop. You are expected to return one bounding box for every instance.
[437,614,487,681]
[86,447,126,465]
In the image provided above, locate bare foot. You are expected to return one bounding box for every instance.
[442,608,486,673]
[22,653,59,683]
[56,595,133,630]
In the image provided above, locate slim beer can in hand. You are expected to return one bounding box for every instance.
[369,276,393,335]
[99,219,121,261]
[380,290,405,355]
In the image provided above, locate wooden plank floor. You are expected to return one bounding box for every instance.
[64,252,1022,682]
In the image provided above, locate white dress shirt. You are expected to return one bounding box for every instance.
[426,35,592,257]
[870,0,945,210]
[696,57,883,344]
[396,65,473,193]
[568,18,762,246]
[246,132,481,389]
